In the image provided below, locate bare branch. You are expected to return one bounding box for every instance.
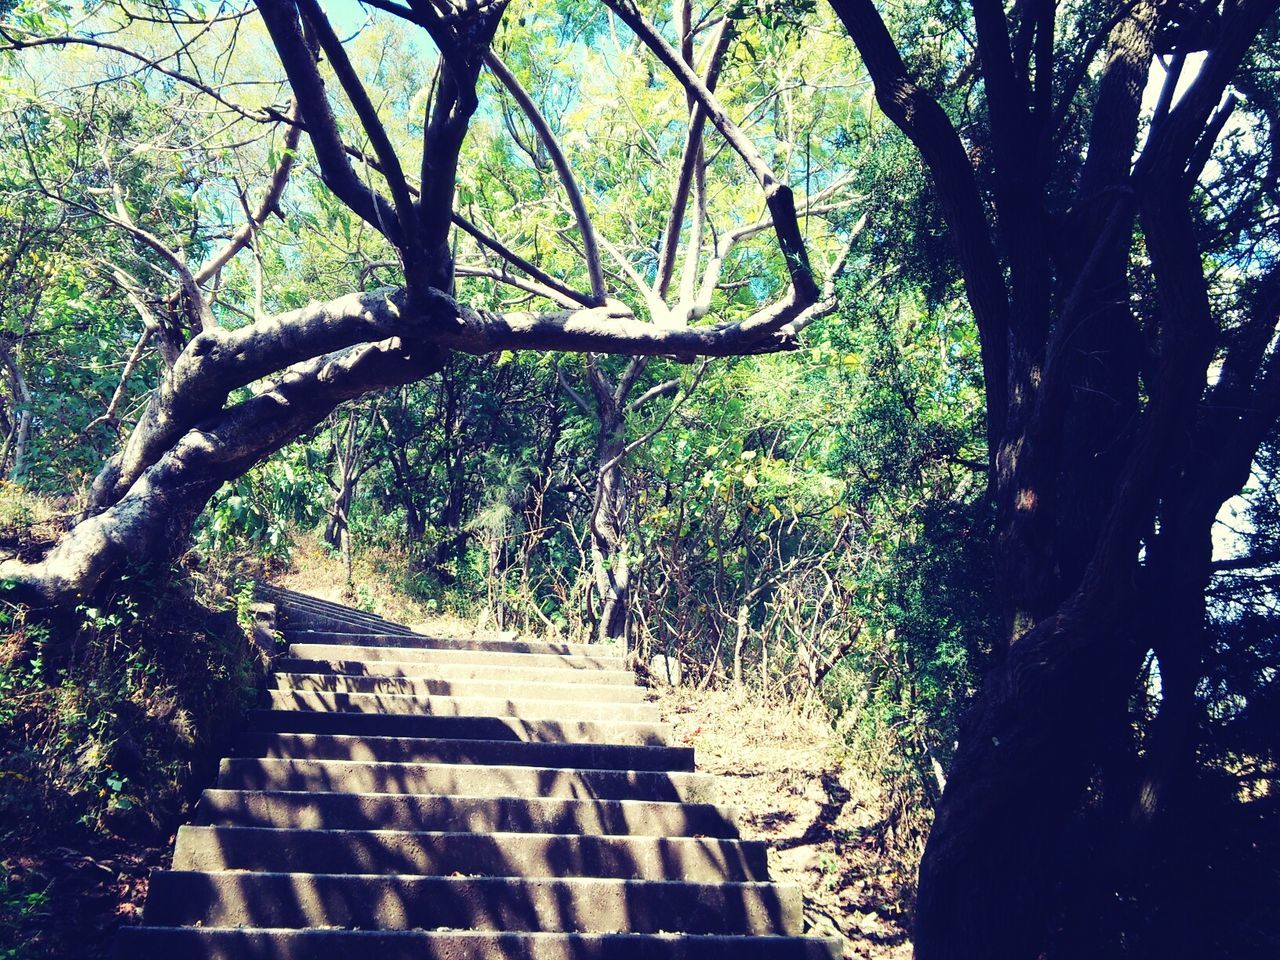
[452,213,596,307]
[294,0,418,246]
[601,361,708,473]
[485,52,607,305]
[602,0,819,305]
[85,328,153,434]
[195,102,302,287]
[439,287,808,359]
[256,0,403,242]
[0,32,278,125]
[555,363,594,415]
[455,264,582,308]
[656,14,735,300]
[627,376,681,412]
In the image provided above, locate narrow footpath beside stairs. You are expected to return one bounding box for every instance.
[115,588,840,958]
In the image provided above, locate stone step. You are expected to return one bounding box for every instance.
[288,643,626,671]
[274,658,637,686]
[236,733,695,772]
[193,790,741,838]
[262,587,416,629]
[289,629,608,657]
[115,928,842,959]
[273,604,418,636]
[120,592,832,958]
[217,757,716,803]
[272,672,649,702]
[142,871,803,935]
[172,825,767,881]
[245,709,671,746]
[266,689,660,722]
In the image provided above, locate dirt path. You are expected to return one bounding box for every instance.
[654,686,913,959]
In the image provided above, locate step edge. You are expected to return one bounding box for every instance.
[239,732,688,753]
[218,757,709,779]
[151,868,795,893]
[176,823,760,846]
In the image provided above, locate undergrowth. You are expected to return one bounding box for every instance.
[0,492,263,958]
[275,529,476,636]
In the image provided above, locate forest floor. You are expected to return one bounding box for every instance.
[1,838,159,956]
[654,686,913,958]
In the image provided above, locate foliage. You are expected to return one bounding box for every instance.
[195,447,329,564]
[0,581,258,843]
[0,486,261,912]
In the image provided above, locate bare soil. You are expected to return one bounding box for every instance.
[2,840,161,958]
[654,685,913,959]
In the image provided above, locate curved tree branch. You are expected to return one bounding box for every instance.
[6,337,442,606]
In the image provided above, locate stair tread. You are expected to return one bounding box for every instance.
[193,789,742,837]
[245,710,672,746]
[236,732,694,771]
[288,630,610,656]
[272,672,648,700]
[262,691,660,721]
[287,643,627,669]
[143,870,803,935]
[275,658,638,684]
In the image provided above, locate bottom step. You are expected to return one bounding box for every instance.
[114,928,842,959]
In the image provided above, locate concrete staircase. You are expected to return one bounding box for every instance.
[115,588,840,958]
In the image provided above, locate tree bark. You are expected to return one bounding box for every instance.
[2,339,442,608]
[914,588,1144,960]
[823,1,1280,957]
[0,340,33,481]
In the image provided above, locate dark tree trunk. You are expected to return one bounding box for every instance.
[823,0,1280,957]
[914,596,1145,959]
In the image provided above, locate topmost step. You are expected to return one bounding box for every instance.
[289,630,611,657]
[262,588,607,659]
[260,586,417,635]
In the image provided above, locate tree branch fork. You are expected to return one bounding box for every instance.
[0,0,859,606]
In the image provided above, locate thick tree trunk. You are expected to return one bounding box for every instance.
[822,3,1280,957]
[913,592,1143,960]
